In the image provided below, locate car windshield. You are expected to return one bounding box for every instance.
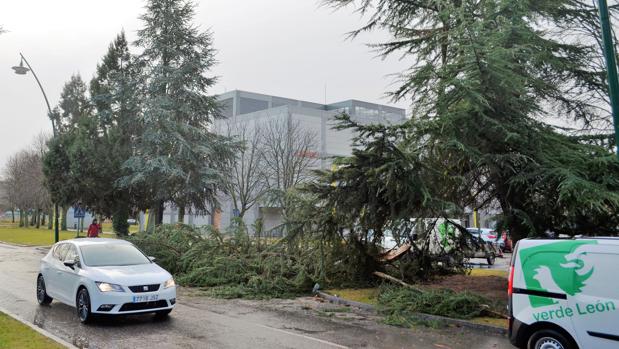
[80,243,151,267]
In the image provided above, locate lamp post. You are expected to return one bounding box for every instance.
[597,0,619,159]
[12,53,60,243]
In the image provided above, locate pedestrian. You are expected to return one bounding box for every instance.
[87,219,101,238]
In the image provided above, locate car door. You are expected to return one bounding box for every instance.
[57,244,81,305]
[40,245,58,295]
[568,244,619,349]
[46,243,68,298]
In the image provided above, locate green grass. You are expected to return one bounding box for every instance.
[100,222,139,234]
[326,288,380,305]
[0,226,79,246]
[469,269,508,278]
[0,312,64,349]
[470,317,508,328]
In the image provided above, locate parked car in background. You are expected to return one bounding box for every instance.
[37,239,176,323]
[466,228,498,243]
[467,228,503,257]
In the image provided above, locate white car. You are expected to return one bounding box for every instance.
[37,238,176,323]
[466,228,498,243]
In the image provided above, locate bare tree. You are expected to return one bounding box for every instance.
[2,135,51,228]
[0,179,13,221]
[223,121,268,218]
[31,133,52,228]
[260,117,320,212]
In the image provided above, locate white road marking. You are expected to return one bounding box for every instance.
[257,324,350,349]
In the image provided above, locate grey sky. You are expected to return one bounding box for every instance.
[0,0,409,170]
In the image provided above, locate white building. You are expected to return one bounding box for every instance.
[159,90,406,233]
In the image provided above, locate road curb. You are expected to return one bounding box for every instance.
[0,305,77,349]
[316,291,507,336]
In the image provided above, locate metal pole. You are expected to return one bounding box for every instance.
[19,54,56,136]
[19,53,60,243]
[598,0,619,159]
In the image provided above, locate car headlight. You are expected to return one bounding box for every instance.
[164,278,176,289]
[96,282,125,293]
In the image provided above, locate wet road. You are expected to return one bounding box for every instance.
[0,243,514,349]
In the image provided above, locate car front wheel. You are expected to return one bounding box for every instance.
[154,309,172,320]
[76,288,93,324]
[36,275,53,305]
[527,329,576,349]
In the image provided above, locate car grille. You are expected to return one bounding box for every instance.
[128,284,160,293]
[119,300,168,312]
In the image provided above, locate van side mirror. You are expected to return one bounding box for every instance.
[148,256,156,262]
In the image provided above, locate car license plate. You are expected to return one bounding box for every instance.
[132,295,159,303]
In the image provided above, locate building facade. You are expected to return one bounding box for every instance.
[159,90,406,233]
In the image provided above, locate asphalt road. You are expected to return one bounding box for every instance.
[0,243,514,349]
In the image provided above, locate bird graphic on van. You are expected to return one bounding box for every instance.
[519,240,597,308]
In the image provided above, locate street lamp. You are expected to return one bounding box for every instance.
[11,60,29,75]
[12,52,60,243]
[597,0,619,159]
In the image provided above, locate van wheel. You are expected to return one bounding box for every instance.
[528,329,575,349]
[487,253,496,265]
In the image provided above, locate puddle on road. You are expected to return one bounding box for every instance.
[32,304,92,348]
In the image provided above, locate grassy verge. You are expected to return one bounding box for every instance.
[0,312,64,349]
[326,280,508,329]
[469,269,508,278]
[326,288,380,306]
[100,222,139,234]
[0,226,78,246]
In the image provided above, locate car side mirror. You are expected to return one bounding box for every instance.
[64,261,75,269]
[64,257,80,270]
[148,256,156,262]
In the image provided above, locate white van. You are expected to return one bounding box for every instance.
[509,238,619,349]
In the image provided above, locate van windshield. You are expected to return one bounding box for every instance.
[80,244,151,267]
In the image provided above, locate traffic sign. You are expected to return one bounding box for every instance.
[74,206,85,218]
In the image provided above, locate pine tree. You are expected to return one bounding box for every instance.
[321,0,619,240]
[43,76,92,229]
[121,0,237,226]
[88,32,141,235]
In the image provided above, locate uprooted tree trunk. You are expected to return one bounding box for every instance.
[373,271,424,293]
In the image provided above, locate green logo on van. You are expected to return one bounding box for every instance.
[438,222,456,249]
[519,240,597,308]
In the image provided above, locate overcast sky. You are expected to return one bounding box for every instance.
[0,0,409,170]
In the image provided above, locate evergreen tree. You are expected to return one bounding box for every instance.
[88,32,142,235]
[53,75,92,133]
[44,75,93,229]
[321,0,619,240]
[121,0,237,226]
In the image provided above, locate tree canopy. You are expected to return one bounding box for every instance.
[317,0,619,241]
[119,0,238,226]
[43,0,237,233]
